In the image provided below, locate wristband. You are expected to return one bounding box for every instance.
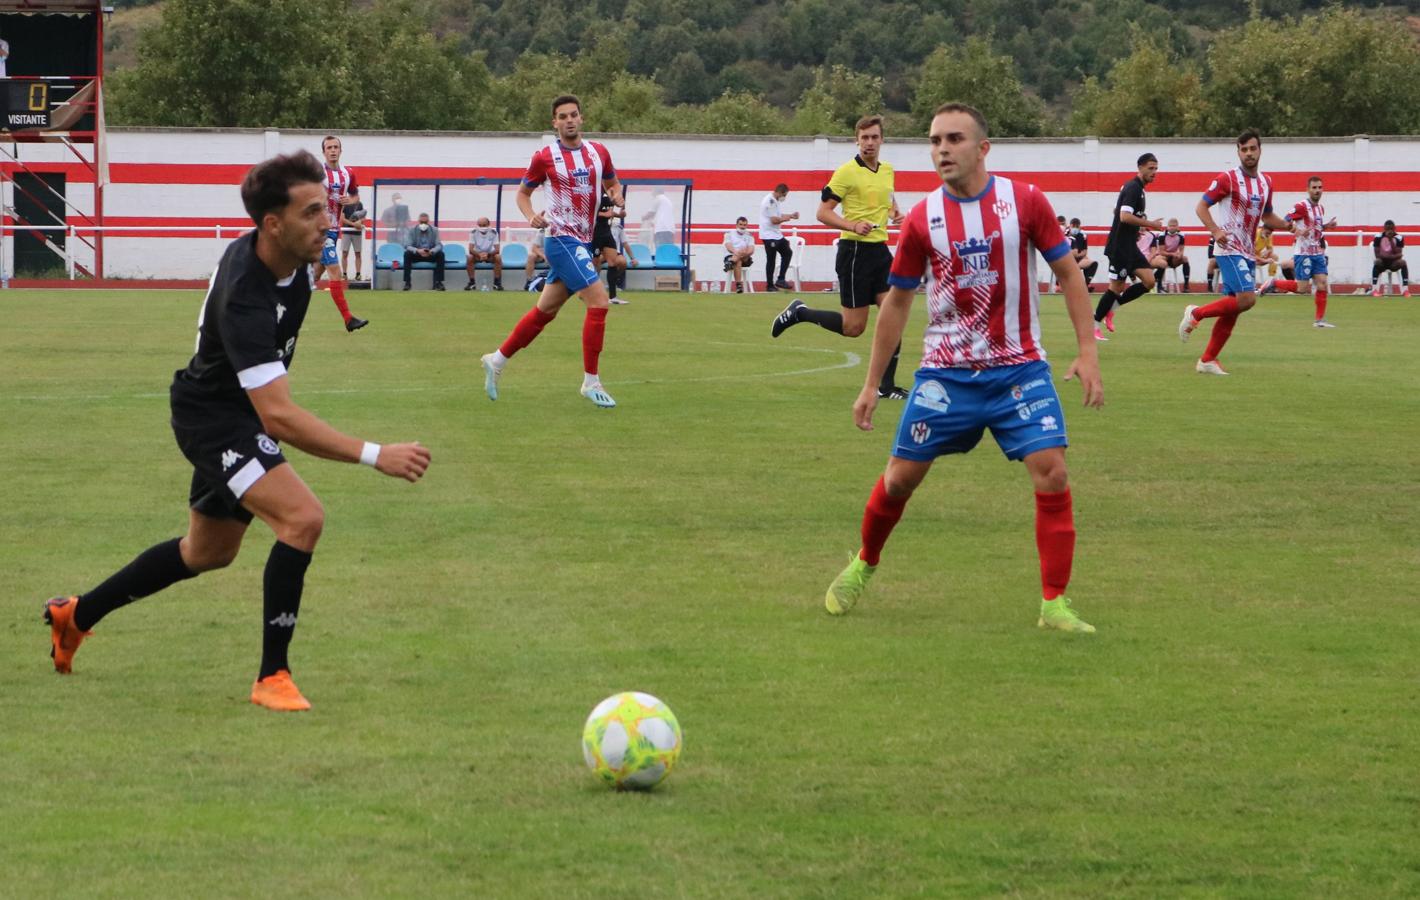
[360,442,381,467]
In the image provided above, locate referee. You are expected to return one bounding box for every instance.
[771,114,907,399]
[42,150,431,711]
[1094,153,1164,337]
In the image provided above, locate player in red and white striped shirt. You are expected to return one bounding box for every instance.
[1264,176,1339,326]
[314,136,368,332]
[480,95,623,408]
[1178,129,1295,373]
[824,103,1103,634]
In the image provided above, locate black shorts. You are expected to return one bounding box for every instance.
[836,240,892,308]
[1105,245,1151,282]
[592,226,617,252]
[724,253,752,271]
[171,413,287,523]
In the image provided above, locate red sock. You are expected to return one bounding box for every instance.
[498,305,557,358]
[582,307,608,375]
[328,278,352,321]
[1192,296,1241,320]
[1201,312,1237,363]
[1271,279,1299,293]
[1314,289,1327,320]
[859,476,909,566]
[1035,490,1075,600]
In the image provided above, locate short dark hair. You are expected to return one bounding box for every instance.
[1384,219,1396,228]
[1069,217,1081,226]
[1308,176,1323,185]
[736,216,748,223]
[240,150,324,226]
[1137,152,1157,166]
[1237,128,1262,147]
[855,114,884,135]
[552,94,581,116]
[321,135,340,150]
[932,102,989,138]
[774,183,789,194]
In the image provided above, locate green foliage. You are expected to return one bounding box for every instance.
[695,90,789,135]
[911,38,1045,138]
[791,64,884,136]
[1069,30,1207,137]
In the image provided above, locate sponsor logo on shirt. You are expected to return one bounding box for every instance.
[912,380,951,413]
[953,232,1000,290]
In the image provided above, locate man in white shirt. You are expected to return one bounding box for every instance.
[465,216,503,291]
[723,216,755,293]
[759,183,799,292]
[643,189,676,246]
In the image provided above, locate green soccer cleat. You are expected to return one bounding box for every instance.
[825,555,875,616]
[1037,596,1096,633]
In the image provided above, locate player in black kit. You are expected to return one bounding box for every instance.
[42,151,431,711]
[1093,153,1164,340]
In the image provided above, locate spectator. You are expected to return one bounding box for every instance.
[643,188,676,246]
[465,216,503,291]
[593,192,629,303]
[722,216,755,293]
[402,212,445,292]
[339,185,367,281]
[1255,224,1294,280]
[0,31,10,77]
[759,183,799,291]
[380,192,410,246]
[1156,218,1190,292]
[525,226,547,283]
[612,209,638,303]
[1068,217,1098,285]
[1371,219,1410,297]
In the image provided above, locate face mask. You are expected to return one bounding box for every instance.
[737,226,747,234]
[419,223,430,231]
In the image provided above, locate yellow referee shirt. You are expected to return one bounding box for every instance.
[824,155,894,244]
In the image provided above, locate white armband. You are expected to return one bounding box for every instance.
[360,442,381,467]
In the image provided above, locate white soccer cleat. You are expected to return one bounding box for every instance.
[480,353,501,401]
[580,382,617,408]
[1313,319,1336,328]
[1195,359,1229,376]
[1178,305,1199,342]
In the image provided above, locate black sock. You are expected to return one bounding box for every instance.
[260,541,312,679]
[1083,261,1098,282]
[607,273,616,298]
[75,538,197,631]
[1093,289,1118,322]
[765,257,775,287]
[1181,262,1191,289]
[1154,268,1165,289]
[796,306,844,334]
[1207,271,1215,291]
[1117,282,1151,306]
[879,342,901,392]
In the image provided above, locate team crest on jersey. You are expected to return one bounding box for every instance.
[993,199,1013,219]
[953,231,1000,290]
[910,422,931,444]
[257,433,279,455]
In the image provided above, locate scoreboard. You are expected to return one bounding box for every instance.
[0,79,87,134]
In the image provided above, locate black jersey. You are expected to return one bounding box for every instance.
[1104,176,1147,259]
[170,230,314,424]
[593,193,616,239]
[1070,229,1088,253]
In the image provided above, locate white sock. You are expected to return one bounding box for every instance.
[490,350,509,369]
[583,372,600,388]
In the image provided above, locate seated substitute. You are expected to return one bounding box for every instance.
[723,216,755,293]
[1068,218,1098,284]
[402,212,446,292]
[466,217,503,291]
[1156,219,1190,292]
[1371,220,1410,297]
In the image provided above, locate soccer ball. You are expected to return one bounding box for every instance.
[581,691,682,790]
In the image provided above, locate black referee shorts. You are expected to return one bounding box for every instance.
[592,225,617,252]
[171,413,288,523]
[1105,245,1151,282]
[836,240,892,309]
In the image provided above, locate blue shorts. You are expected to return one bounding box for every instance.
[892,361,1069,462]
[1217,255,1257,296]
[1293,254,1328,280]
[545,235,600,293]
[321,229,340,267]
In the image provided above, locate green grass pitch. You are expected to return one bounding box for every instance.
[2,287,1417,897]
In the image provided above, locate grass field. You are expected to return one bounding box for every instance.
[3,287,1418,898]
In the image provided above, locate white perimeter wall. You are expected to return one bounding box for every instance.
[14,127,1420,284]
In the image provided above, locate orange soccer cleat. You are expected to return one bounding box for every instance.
[250,670,312,712]
[44,596,92,674]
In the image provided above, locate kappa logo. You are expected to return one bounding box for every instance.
[1041,415,1059,432]
[910,421,931,444]
[256,433,279,455]
[276,302,286,323]
[911,379,951,413]
[221,449,242,471]
[267,612,298,627]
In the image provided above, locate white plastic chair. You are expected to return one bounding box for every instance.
[785,230,807,291]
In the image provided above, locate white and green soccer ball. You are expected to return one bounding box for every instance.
[581,691,682,790]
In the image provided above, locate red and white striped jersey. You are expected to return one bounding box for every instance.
[1202,167,1274,261]
[1286,199,1327,256]
[522,140,614,244]
[323,164,356,231]
[888,176,1071,370]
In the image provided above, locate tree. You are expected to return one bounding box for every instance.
[109,0,372,127]
[659,51,713,105]
[910,37,1044,137]
[791,64,883,135]
[694,90,786,135]
[1069,30,1208,137]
